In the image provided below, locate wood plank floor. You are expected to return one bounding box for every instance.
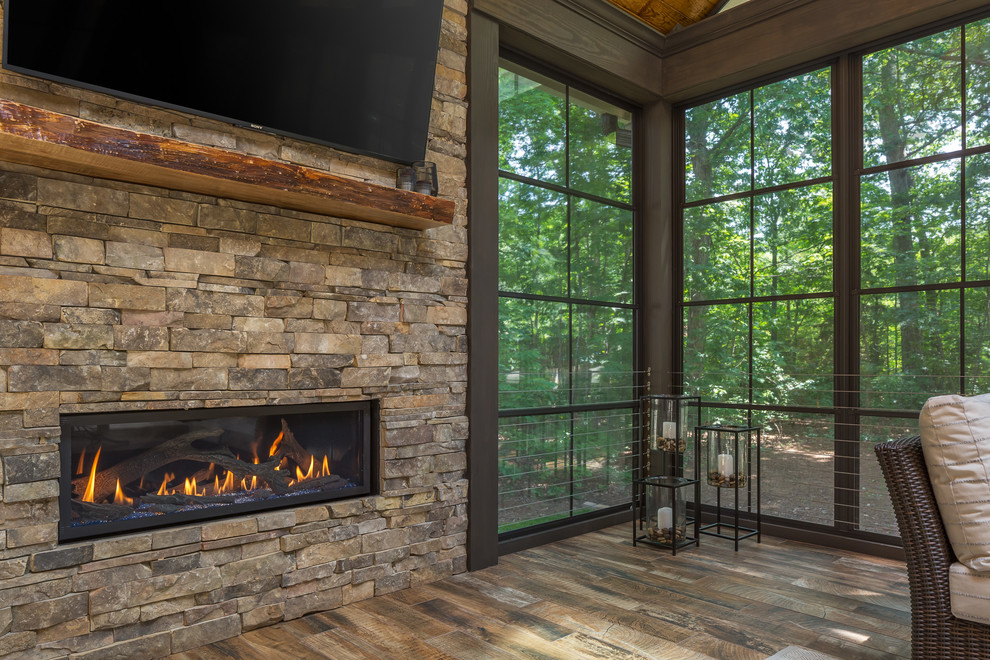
[170,525,912,660]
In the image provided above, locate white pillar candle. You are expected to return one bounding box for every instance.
[657,506,673,529]
[718,453,733,476]
[662,422,677,439]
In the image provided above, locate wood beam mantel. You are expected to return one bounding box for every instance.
[0,99,455,231]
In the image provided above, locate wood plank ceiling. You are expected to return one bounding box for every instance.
[603,0,723,34]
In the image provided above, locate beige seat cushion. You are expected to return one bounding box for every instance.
[950,562,990,624]
[919,393,990,572]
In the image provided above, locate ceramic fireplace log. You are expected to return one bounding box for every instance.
[273,418,315,474]
[287,474,349,492]
[188,452,291,495]
[140,492,259,507]
[71,499,134,523]
[71,428,226,502]
[70,427,296,503]
[138,447,292,498]
[188,419,313,486]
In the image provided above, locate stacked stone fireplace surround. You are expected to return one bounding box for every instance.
[0,1,469,657]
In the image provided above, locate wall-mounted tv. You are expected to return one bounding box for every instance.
[2,0,444,165]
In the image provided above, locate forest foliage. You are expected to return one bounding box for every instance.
[684,17,990,413]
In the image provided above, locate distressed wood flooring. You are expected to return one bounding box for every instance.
[170,525,912,659]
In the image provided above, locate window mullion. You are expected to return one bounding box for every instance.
[961,24,968,395]
[834,53,861,533]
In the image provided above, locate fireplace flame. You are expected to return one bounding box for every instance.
[222,470,234,493]
[269,431,284,457]
[157,472,175,496]
[113,479,133,506]
[184,477,205,497]
[322,455,329,477]
[76,446,87,476]
[296,455,315,482]
[82,447,101,503]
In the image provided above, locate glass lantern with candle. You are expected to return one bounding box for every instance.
[703,424,754,488]
[647,478,686,545]
[641,394,701,479]
[395,166,415,191]
[412,160,437,196]
[633,475,698,554]
[697,422,762,550]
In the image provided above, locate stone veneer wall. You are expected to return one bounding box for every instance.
[0,1,469,657]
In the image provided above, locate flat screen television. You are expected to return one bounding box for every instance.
[2,0,444,165]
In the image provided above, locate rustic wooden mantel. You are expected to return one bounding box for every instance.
[0,99,455,230]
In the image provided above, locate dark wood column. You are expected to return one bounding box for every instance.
[467,11,501,571]
[642,99,676,393]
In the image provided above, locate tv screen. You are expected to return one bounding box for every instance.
[2,0,444,165]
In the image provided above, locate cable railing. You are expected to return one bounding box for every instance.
[499,383,639,396]
[498,408,637,427]
[495,368,958,536]
[497,445,636,468]
[498,486,633,512]
[497,412,638,435]
[497,443,636,462]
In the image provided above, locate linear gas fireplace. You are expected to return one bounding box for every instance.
[59,402,376,541]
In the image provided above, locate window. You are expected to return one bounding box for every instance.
[497,59,638,535]
[679,14,990,541]
[857,17,990,535]
[682,68,835,527]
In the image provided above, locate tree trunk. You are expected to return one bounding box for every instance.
[685,112,713,384]
[877,56,923,378]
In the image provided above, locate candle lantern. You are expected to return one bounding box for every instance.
[647,478,686,545]
[395,166,415,191]
[632,475,698,555]
[641,395,700,479]
[412,160,438,196]
[704,425,752,488]
[697,423,762,551]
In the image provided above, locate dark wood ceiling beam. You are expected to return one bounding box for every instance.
[474,0,664,103]
[603,0,722,35]
[662,0,990,103]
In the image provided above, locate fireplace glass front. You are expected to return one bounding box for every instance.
[59,402,375,541]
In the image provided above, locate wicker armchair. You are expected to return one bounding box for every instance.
[875,436,990,659]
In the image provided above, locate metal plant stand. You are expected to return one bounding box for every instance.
[697,423,761,551]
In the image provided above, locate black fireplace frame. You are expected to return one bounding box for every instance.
[58,401,378,542]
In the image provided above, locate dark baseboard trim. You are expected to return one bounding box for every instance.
[498,509,633,557]
[692,509,905,561]
[488,506,904,565]
[759,519,905,561]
